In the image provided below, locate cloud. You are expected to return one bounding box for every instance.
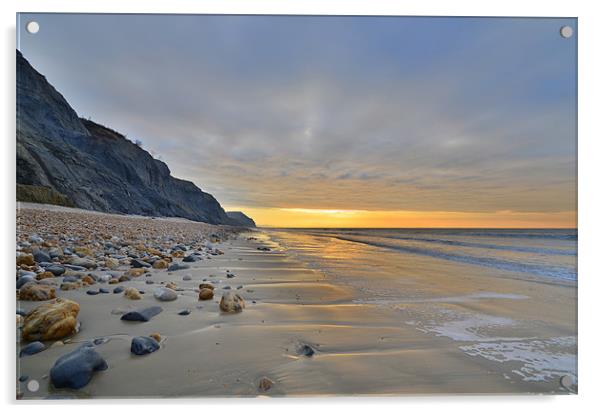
[19,14,576,215]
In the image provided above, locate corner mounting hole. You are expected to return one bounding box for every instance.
[26,21,39,34]
[560,25,573,39]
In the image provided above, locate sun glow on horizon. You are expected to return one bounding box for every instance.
[224,206,576,229]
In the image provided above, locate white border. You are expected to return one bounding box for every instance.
[2,0,600,411]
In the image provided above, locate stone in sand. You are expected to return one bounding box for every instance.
[46,265,66,276]
[104,257,120,269]
[258,377,274,392]
[130,336,160,355]
[124,287,142,300]
[152,259,168,269]
[182,274,192,281]
[168,263,189,272]
[131,259,151,268]
[16,275,36,289]
[198,288,214,300]
[32,248,51,263]
[113,286,124,294]
[19,341,46,357]
[21,298,80,341]
[219,292,245,313]
[81,275,95,285]
[60,281,82,291]
[120,306,163,322]
[165,281,177,290]
[149,332,161,342]
[19,282,56,301]
[199,283,214,290]
[178,309,191,315]
[16,253,35,266]
[182,254,199,263]
[126,268,146,277]
[297,343,316,357]
[49,343,108,389]
[36,271,54,280]
[69,257,97,269]
[153,287,178,301]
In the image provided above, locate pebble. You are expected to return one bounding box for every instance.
[99,288,110,294]
[297,344,316,357]
[198,288,214,300]
[182,275,192,281]
[131,336,160,355]
[258,377,274,392]
[46,265,66,276]
[167,263,189,272]
[86,290,100,295]
[113,286,124,294]
[49,343,108,389]
[178,309,191,315]
[124,287,142,300]
[19,341,46,357]
[131,259,151,268]
[16,275,36,289]
[19,375,28,382]
[153,287,178,301]
[120,306,163,322]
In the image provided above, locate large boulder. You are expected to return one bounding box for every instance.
[49,343,108,389]
[21,298,80,341]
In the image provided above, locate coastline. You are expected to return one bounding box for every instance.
[16,204,576,397]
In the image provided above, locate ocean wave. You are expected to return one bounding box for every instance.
[331,235,577,281]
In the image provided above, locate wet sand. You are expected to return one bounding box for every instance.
[16,205,576,398]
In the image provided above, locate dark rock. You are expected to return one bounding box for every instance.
[17,275,35,289]
[19,341,46,357]
[49,343,108,389]
[178,309,191,316]
[131,336,160,355]
[62,276,79,283]
[297,344,315,357]
[120,306,163,322]
[131,259,151,268]
[86,290,99,295]
[19,375,28,382]
[226,273,236,279]
[226,211,256,227]
[113,286,124,294]
[168,263,189,272]
[182,255,199,263]
[257,247,271,251]
[93,337,109,345]
[46,265,66,276]
[99,288,109,294]
[32,248,51,263]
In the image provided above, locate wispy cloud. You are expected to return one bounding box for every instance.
[19,14,576,219]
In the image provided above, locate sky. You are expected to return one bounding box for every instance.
[18,14,577,228]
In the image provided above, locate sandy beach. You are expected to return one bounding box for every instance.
[16,204,576,398]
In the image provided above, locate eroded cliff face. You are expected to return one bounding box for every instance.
[226,211,257,228]
[17,50,244,225]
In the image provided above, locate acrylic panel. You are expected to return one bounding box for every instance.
[16,13,577,398]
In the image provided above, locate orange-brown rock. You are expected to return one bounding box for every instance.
[36,271,54,280]
[198,288,214,300]
[124,287,142,300]
[16,253,35,266]
[171,250,185,258]
[19,282,56,301]
[165,281,177,290]
[152,259,168,269]
[60,281,82,291]
[21,298,80,341]
[82,275,95,285]
[108,278,119,285]
[126,268,146,277]
[149,332,161,342]
[199,283,215,290]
